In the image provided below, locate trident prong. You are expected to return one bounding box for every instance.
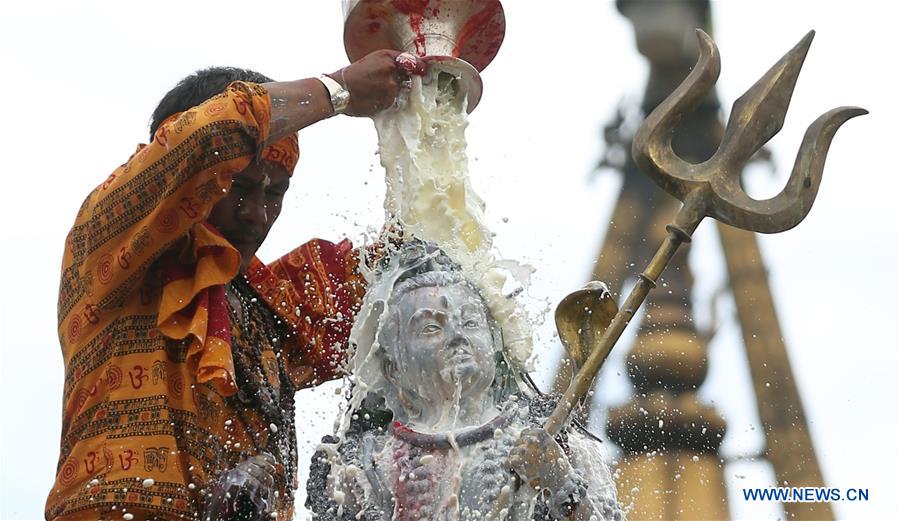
[545,30,866,436]
[633,29,867,234]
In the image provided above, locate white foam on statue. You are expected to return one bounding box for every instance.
[372,69,535,369]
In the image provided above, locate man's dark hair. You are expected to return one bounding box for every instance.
[149,66,274,140]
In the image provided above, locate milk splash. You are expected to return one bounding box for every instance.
[372,68,534,368]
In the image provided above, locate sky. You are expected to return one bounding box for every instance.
[1,1,897,520]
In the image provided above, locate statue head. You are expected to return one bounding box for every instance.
[351,241,511,427]
[344,240,528,431]
[379,270,497,407]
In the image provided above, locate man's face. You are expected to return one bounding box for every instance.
[388,282,496,401]
[207,161,290,273]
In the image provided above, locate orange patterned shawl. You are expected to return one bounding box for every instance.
[47,82,365,520]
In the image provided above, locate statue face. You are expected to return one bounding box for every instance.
[388,282,496,401]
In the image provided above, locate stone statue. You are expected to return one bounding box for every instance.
[307,242,625,520]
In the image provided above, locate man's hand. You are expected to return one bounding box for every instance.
[203,452,279,521]
[263,50,427,142]
[328,50,427,117]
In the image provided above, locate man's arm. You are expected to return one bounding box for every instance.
[264,49,425,144]
[258,238,366,388]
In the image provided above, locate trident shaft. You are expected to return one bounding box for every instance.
[545,29,866,436]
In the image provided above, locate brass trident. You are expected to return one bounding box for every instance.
[545,30,866,436]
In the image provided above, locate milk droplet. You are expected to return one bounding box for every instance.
[658,419,664,428]
[419,454,434,465]
[494,428,503,439]
[188,483,196,490]
[89,478,100,486]
[692,455,699,462]
[142,478,155,488]
[224,419,233,426]
[334,490,346,505]
[123,514,134,520]
[269,423,278,433]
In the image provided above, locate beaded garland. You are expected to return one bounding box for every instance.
[225,276,299,505]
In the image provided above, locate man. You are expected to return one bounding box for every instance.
[307,243,625,520]
[47,50,425,520]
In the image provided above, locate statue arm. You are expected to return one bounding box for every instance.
[509,427,626,520]
[307,436,357,520]
[565,430,626,521]
[306,434,387,520]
